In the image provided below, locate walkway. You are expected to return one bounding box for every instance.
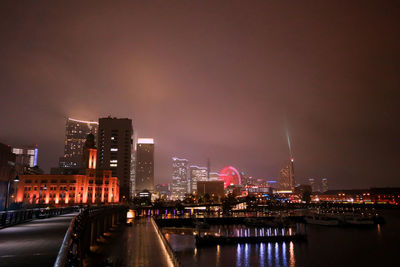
[0,212,77,267]
[96,217,174,267]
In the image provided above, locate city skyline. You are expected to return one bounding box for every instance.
[1,1,399,189]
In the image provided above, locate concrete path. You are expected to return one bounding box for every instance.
[0,213,78,267]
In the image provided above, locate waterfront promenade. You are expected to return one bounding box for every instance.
[0,212,77,267]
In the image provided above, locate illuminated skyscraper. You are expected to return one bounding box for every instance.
[278,159,295,191]
[171,157,188,200]
[97,117,133,200]
[59,118,98,169]
[135,138,154,194]
[189,165,208,194]
[13,145,38,169]
[321,178,328,193]
[308,178,317,192]
[130,148,136,198]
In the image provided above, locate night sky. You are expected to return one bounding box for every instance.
[1,1,399,189]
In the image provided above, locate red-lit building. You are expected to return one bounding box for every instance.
[16,138,120,206]
[16,169,119,205]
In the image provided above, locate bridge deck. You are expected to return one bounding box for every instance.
[0,212,77,267]
[98,217,174,267]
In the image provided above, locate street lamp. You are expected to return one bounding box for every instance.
[5,175,19,211]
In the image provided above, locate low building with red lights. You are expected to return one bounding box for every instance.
[16,169,119,205]
[16,134,120,206]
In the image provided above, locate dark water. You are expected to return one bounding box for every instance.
[165,210,400,267]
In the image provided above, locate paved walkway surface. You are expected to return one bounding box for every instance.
[0,212,78,267]
[96,217,174,267]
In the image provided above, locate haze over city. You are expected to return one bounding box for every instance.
[1,1,399,189]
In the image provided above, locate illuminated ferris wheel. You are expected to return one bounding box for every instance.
[219,166,242,188]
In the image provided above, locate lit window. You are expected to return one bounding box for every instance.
[111,148,118,152]
[110,160,118,163]
[110,163,117,167]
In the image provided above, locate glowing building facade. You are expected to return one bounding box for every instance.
[59,118,98,169]
[13,145,38,168]
[189,165,208,194]
[16,170,119,205]
[278,159,295,191]
[16,147,119,205]
[171,157,188,200]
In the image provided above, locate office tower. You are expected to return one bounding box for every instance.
[278,158,295,191]
[135,138,154,194]
[171,157,188,200]
[59,118,98,169]
[97,117,133,200]
[13,145,38,168]
[130,149,136,198]
[308,178,317,192]
[321,178,328,193]
[189,165,208,194]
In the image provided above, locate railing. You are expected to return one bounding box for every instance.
[0,207,77,228]
[151,217,181,267]
[54,205,127,267]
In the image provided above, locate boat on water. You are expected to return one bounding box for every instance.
[305,214,340,226]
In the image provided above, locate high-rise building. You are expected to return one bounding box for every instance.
[130,149,136,198]
[308,178,318,192]
[13,145,38,168]
[171,157,188,200]
[189,165,208,194]
[59,118,98,169]
[97,117,133,200]
[278,158,295,191]
[135,138,154,194]
[321,178,328,193]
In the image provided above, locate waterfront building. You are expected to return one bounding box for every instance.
[0,143,17,210]
[16,141,119,205]
[278,159,295,191]
[59,118,98,169]
[154,183,170,200]
[197,181,224,200]
[171,157,188,200]
[189,165,208,194]
[16,170,119,205]
[135,138,154,194]
[97,117,133,200]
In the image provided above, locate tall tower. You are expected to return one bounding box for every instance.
[59,118,98,169]
[171,157,188,200]
[135,138,154,194]
[97,117,133,201]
